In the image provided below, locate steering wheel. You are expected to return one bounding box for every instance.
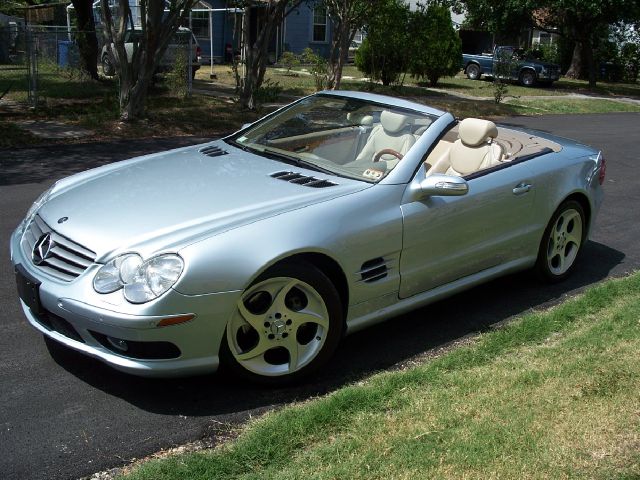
[373,148,403,163]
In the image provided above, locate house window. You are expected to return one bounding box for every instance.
[312,6,327,42]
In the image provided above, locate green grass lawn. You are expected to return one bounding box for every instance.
[121,272,640,480]
[2,63,639,150]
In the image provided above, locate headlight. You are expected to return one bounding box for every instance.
[93,254,143,294]
[93,253,183,304]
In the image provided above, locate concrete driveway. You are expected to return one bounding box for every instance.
[0,114,638,479]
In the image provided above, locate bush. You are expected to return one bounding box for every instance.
[355,0,410,87]
[408,3,462,87]
[279,51,300,75]
[301,48,329,90]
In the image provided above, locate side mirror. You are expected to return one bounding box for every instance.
[241,123,252,130]
[419,174,469,197]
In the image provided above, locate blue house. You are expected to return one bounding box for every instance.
[196,0,334,63]
[77,0,335,63]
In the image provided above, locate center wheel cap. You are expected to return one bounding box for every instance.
[270,318,287,336]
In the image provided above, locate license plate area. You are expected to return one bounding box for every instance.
[15,264,43,316]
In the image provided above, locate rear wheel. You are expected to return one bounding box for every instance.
[535,200,586,282]
[220,262,343,385]
[466,63,481,80]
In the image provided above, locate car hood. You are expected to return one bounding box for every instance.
[38,141,368,261]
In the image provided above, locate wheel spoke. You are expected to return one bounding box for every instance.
[292,310,329,330]
[271,279,299,312]
[237,298,266,331]
[282,335,301,371]
[235,337,272,361]
[565,233,581,247]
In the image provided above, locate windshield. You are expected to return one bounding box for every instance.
[227,95,438,182]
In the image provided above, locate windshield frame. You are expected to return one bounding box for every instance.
[225,92,443,184]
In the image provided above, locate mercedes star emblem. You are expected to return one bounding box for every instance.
[32,233,54,266]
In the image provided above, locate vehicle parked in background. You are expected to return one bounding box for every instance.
[101,27,201,79]
[462,46,561,86]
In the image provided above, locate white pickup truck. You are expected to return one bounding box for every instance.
[101,27,201,79]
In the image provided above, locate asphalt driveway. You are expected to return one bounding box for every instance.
[0,113,638,479]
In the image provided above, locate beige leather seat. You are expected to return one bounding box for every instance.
[428,119,503,176]
[355,110,416,168]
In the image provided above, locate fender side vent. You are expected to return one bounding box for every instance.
[271,171,337,188]
[200,145,228,157]
[358,257,388,283]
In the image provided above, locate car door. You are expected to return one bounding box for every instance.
[399,161,537,298]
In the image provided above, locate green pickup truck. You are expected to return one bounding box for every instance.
[461,46,561,87]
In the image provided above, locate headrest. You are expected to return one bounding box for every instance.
[458,118,498,147]
[347,112,374,127]
[380,110,410,134]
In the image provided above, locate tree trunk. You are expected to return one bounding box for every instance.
[331,26,354,90]
[72,0,99,80]
[584,40,597,88]
[565,42,583,79]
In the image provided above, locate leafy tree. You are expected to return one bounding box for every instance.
[100,0,198,120]
[408,3,462,87]
[230,0,303,110]
[323,0,379,89]
[355,0,410,86]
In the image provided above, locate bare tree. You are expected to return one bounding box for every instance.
[323,0,376,90]
[100,0,197,121]
[232,0,303,110]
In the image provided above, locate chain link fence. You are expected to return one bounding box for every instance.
[0,25,196,108]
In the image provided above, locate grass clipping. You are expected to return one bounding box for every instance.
[124,273,640,480]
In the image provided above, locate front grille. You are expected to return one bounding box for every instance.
[21,215,96,282]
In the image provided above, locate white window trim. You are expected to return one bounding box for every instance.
[310,5,328,44]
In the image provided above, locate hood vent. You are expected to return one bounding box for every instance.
[200,145,228,157]
[358,257,388,283]
[270,171,337,188]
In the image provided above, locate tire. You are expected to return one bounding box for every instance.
[535,200,586,283]
[102,54,115,77]
[466,63,481,80]
[220,261,344,385]
[519,69,536,87]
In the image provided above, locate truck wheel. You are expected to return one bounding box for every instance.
[519,70,536,87]
[101,54,115,77]
[466,63,481,80]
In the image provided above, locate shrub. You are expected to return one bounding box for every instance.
[279,51,300,75]
[354,0,410,87]
[301,48,329,90]
[408,3,462,87]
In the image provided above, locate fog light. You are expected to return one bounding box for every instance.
[107,336,129,352]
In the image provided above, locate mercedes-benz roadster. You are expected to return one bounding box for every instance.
[10,91,605,384]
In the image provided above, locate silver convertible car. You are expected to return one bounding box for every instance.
[10,91,605,384]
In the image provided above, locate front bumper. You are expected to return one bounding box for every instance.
[10,226,240,377]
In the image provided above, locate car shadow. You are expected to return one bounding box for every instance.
[46,240,624,419]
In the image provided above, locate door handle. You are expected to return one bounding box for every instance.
[513,183,532,195]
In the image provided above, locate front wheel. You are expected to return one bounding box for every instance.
[220,262,343,385]
[519,70,536,87]
[535,200,586,282]
[101,54,115,77]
